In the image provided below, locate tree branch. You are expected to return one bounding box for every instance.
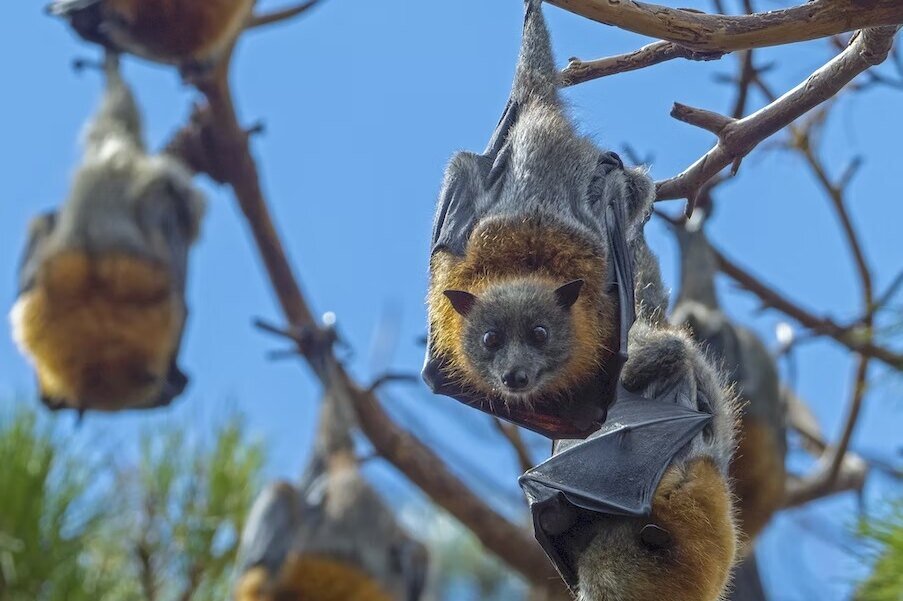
[493,418,536,475]
[167,51,559,592]
[247,0,325,30]
[547,0,903,53]
[712,246,903,371]
[561,41,725,86]
[782,386,869,508]
[655,26,899,212]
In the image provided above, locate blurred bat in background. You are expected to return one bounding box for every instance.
[46,0,256,75]
[668,214,788,601]
[10,54,205,414]
[234,385,429,601]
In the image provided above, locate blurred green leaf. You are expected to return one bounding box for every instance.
[857,500,903,601]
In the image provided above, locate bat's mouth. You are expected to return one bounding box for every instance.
[495,369,549,406]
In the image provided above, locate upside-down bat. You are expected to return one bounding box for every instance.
[423,0,663,439]
[233,388,429,601]
[669,217,787,600]
[520,320,739,601]
[9,54,205,413]
[668,216,787,550]
[46,0,256,74]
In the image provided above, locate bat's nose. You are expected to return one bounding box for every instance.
[502,369,529,391]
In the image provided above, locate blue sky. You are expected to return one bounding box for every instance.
[1,1,901,599]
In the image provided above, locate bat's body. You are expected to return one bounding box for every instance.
[522,321,739,601]
[424,0,661,437]
[10,56,205,412]
[669,222,786,550]
[47,0,255,71]
[234,390,428,601]
[423,2,741,599]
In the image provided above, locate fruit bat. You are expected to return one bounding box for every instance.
[520,314,739,600]
[233,388,429,601]
[519,386,712,590]
[423,0,656,440]
[668,215,787,549]
[46,0,256,73]
[9,54,205,413]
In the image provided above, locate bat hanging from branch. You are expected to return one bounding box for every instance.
[10,55,206,414]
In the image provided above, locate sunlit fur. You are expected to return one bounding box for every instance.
[428,217,616,402]
[235,556,395,601]
[577,459,737,601]
[730,417,786,553]
[11,251,182,410]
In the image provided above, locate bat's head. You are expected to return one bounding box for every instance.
[444,278,583,403]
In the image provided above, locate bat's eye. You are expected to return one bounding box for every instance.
[531,326,548,345]
[482,330,502,350]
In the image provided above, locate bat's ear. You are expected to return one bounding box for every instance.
[444,290,478,317]
[555,279,584,309]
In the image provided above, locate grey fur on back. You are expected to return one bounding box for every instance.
[435,0,662,303]
[21,54,206,296]
[296,387,430,601]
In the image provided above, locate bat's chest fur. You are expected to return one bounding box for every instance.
[429,217,616,397]
[272,555,394,601]
[11,250,183,409]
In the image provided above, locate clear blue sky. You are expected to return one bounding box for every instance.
[1,1,900,599]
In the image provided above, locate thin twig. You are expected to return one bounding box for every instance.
[561,41,725,86]
[713,247,903,371]
[247,0,325,30]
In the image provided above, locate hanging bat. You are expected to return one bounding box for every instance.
[46,0,256,75]
[423,0,665,439]
[669,215,787,550]
[520,320,739,601]
[9,54,205,413]
[233,388,429,601]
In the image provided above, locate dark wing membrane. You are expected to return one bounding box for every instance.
[235,482,301,578]
[46,0,114,48]
[18,212,57,295]
[430,152,493,257]
[519,388,711,588]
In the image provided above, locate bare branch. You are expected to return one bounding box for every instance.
[548,0,903,53]
[826,356,871,485]
[561,41,724,86]
[247,0,325,30]
[670,102,735,136]
[493,419,536,474]
[713,246,903,371]
[655,26,900,208]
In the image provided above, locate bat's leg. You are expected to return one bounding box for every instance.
[179,59,219,86]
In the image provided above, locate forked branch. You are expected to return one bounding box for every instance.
[655,26,899,213]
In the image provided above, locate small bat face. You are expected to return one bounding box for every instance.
[445,279,582,402]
